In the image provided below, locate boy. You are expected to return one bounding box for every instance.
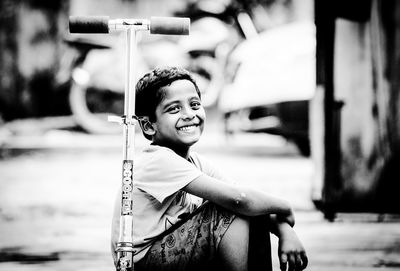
[111,66,308,270]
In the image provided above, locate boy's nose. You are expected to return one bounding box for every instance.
[181,107,195,119]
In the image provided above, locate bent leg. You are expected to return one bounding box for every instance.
[218,216,250,271]
[217,215,273,271]
[248,215,272,271]
[136,202,237,271]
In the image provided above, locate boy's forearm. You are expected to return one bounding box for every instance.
[236,186,292,217]
[276,220,294,238]
[184,176,293,217]
[266,214,294,237]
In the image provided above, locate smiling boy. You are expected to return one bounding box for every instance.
[142,78,205,156]
[111,66,308,271]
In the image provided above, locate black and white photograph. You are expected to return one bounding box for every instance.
[1,0,399,270]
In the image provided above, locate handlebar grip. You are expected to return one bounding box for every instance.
[69,16,109,33]
[150,17,190,35]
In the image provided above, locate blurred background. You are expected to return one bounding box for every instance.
[1,0,400,270]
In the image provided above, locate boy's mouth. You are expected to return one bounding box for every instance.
[177,124,198,132]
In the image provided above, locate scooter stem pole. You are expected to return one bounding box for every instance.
[123,28,137,160]
[115,28,136,271]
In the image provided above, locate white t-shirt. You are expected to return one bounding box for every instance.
[111,145,233,263]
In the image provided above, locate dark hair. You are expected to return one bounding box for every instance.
[135,66,201,140]
[135,66,200,120]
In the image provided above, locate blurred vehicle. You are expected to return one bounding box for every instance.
[61,11,241,134]
[60,30,204,134]
[57,35,123,134]
[174,0,267,107]
[218,22,316,156]
[63,33,187,134]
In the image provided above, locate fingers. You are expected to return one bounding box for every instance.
[280,251,308,271]
[300,251,308,269]
[288,253,296,271]
[295,253,303,269]
[280,253,296,271]
[280,253,287,271]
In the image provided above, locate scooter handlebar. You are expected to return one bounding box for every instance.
[69,16,190,35]
[150,17,190,35]
[69,16,110,33]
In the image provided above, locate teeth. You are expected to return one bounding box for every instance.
[179,125,196,131]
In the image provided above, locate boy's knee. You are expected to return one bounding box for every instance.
[221,216,250,245]
[218,216,250,254]
[218,216,250,271]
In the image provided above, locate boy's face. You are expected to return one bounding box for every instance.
[151,79,205,148]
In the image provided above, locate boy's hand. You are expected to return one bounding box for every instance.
[278,223,308,271]
[277,208,295,228]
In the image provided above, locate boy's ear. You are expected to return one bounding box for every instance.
[138,117,156,137]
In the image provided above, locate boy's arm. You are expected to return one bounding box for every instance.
[183,174,293,217]
[267,213,297,234]
[267,215,308,270]
[277,223,308,270]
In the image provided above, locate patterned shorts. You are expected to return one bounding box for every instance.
[135,202,236,271]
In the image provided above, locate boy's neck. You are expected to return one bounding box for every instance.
[152,142,191,160]
[173,147,191,160]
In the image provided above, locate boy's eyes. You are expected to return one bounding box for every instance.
[166,101,202,113]
[191,101,201,109]
[167,105,180,113]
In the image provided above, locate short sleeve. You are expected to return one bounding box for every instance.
[189,152,237,184]
[135,146,203,203]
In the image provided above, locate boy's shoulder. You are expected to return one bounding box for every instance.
[139,145,190,165]
[141,144,177,157]
[188,151,214,172]
[138,144,209,172]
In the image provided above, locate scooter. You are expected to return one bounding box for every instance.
[69,15,190,271]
